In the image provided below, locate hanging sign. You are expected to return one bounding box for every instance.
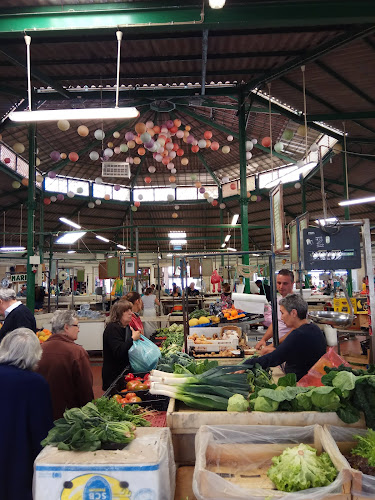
[11,272,46,283]
[270,183,285,254]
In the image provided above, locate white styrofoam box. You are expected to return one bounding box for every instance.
[189,326,222,336]
[187,335,238,352]
[33,427,175,500]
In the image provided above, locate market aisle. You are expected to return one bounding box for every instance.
[90,359,104,399]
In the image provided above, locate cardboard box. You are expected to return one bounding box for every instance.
[333,297,368,315]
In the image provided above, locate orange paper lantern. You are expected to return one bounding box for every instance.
[261,137,272,148]
[204,131,213,140]
[176,149,184,157]
[144,176,152,184]
[135,122,146,135]
[191,145,199,153]
[68,152,79,162]
[138,147,146,156]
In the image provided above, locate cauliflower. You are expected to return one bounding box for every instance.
[227,394,249,412]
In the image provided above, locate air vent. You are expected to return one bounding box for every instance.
[101,162,130,178]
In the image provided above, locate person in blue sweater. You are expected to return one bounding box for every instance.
[0,327,53,500]
[244,293,327,381]
[0,288,36,341]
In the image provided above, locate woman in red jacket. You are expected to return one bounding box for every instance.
[124,291,144,335]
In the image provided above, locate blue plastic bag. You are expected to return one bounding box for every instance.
[128,335,161,373]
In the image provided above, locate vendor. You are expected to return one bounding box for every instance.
[244,294,326,381]
[255,269,294,353]
[255,279,271,303]
[187,282,200,297]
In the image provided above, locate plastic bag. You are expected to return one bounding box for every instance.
[128,335,161,372]
[297,347,350,387]
[193,424,348,500]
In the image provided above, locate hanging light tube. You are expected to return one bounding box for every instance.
[231,214,239,225]
[96,235,110,243]
[59,217,81,229]
[117,244,127,250]
[339,196,375,206]
[224,234,231,242]
[0,246,26,252]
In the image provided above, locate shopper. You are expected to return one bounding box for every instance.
[36,310,94,420]
[0,328,53,500]
[221,282,233,308]
[187,282,200,297]
[255,269,295,353]
[0,288,36,341]
[124,291,144,334]
[172,283,181,297]
[142,287,160,338]
[34,285,46,311]
[244,294,326,380]
[255,279,271,303]
[102,300,142,390]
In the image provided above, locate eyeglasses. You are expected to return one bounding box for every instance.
[70,323,79,328]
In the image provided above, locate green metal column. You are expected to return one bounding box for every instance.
[130,189,134,252]
[38,193,44,263]
[301,176,307,213]
[47,234,53,313]
[238,88,250,293]
[342,146,353,296]
[26,124,36,311]
[219,188,224,266]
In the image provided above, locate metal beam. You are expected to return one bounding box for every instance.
[0,84,27,98]
[196,152,220,187]
[0,48,70,99]
[323,178,375,194]
[1,2,375,35]
[307,111,375,121]
[245,25,375,91]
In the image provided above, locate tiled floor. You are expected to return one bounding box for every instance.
[89,357,104,399]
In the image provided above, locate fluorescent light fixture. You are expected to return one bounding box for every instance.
[315,217,338,226]
[225,234,231,242]
[209,0,226,8]
[169,231,187,239]
[117,244,126,250]
[285,244,290,248]
[167,253,173,257]
[227,247,237,252]
[221,243,226,248]
[171,239,187,245]
[59,217,81,229]
[158,255,162,260]
[96,235,110,243]
[339,196,375,206]
[55,232,86,245]
[0,246,26,252]
[231,214,239,225]
[9,107,139,123]
[67,250,76,254]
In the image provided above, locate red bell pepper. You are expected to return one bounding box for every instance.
[124,373,134,382]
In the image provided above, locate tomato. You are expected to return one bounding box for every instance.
[119,397,127,404]
[128,396,142,403]
[134,382,148,390]
[143,373,150,381]
[112,395,122,403]
[126,380,141,391]
[125,392,136,400]
[143,380,151,389]
[124,373,134,382]
[133,377,143,381]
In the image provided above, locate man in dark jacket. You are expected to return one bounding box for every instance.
[0,288,36,341]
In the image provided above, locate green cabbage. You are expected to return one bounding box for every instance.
[267,443,337,492]
[227,394,249,412]
[253,396,279,412]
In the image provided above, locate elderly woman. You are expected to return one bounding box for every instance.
[102,300,142,390]
[36,310,94,420]
[0,328,53,500]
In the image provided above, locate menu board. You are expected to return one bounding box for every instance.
[270,184,285,254]
[289,221,298,264]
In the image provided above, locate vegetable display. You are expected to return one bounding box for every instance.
[267,444,337,492]
[227,394,249,412]
[346,429,375,475]
[42,399,150,451]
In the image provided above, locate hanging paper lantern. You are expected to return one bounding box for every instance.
[48,171,57,179]
[227,135,233,142]
[138,147,146,156]
[128,140,137,150]
[294,182,301,189]
[230,182,237,190]
[36,157,41,166]
[250,194,257,202]
[13,142,25,154]
[35,174,44,183]
[125,131,134,141]
[153,125,161,134]
[205,140,211,149]
[145,120,154,129]
[212,200,218,206]
[77,125,89,137]
[57,120,70,131]
[222,145,230,154]
[246,152,252,160]
[204,131,213,140]
[247,191,251,198]
[12,181,21,189]
[126,157,134,164]
[191,145,199,153]
[333,143,343,154]
[198,139,207,149]
[207,196,214,203]
[68,152,79,162]
[57,193,64,201]
[104,148,113,158]
[310,143,319,153]
[120,144,128,153]
[140,132,151,144]
[95,199,102,205]
[252,138,258,144]
[169,176,176,183]
[170,126,178,134]
[165,120,173,129]
[104,194,111,201]
[245,141,254,151]
[133,157,141,165]
[199,187,206,194]
[43,198,51,205]
[162,157,170,166]
[67,191,75,198]
[76,187,83,194]
[204,192,210,199]
[190,174,197,181]
[95,177,103,184]
[274,142,284,153]
[222,176,230,183]
[219,203,226,209]
[113,131,120,139]
[112,184,120,192]
[148,166,156,173]
[135,122,146,135]
[184,125,191,131]
[88,202,95,208]
[181,158,189,165]
[21,178,29,187]
[186,135,195,145]
[173,119,181,128]
[195,181,202,188]
[261,137,271,148]
[297,125,307,137]
[176,148,184,157]
[114,146,121,154]
[174,205,180,210]
[138,194,143,201]
[50,151,60,162]
[94,129,105,140]
[282,129,294,141]
[60,153,67,160]
[50,196,57,202]
[134,201,141,208]
[165,142,174,151]
[155,154,162,162]
[145,140,155,150]
[167,194,175,202]
[89,151,99,161]
[170,183,177,189]
[210,141,220,151]
[172,212,178,219]
[144,176,152,184]
[176,130,184,139]
[170,168,177,174]
[256,196,262,202]
[107,142,114,149]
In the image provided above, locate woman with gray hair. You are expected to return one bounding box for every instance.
[243,293,326,381]
[0,328,53,500]
[36,310,94,420]
[0,287,36,342]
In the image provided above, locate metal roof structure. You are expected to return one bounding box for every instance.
[0,0,375,254]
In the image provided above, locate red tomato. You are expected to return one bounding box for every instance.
[143,380,151,389]
[126,380,141,391]
[133,377,143,381]
[119,397,127,404]
[125,392,136,400]
[128,396,142,403]
[134,382,149,391]
[112,395,122,403]
[124,373,134,382]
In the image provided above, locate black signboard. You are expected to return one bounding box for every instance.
[302,226,361,270]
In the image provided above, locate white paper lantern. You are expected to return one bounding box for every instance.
[246,152,252,160]
[174,205,180,210]
[76,187,83,194]
[171,168,177,174]
[245,140,253,151]
[222,176,230,183]
[94,129,105,141]
[148,166,156,173]
[227,135,234,142]
[67,191,75,198]
[219,203,226,209]
[95,199,102,205]
[88,202,95,208]
[89,151,99,161]
[167,194,174,202]
[251,138,258,144]
[95,177,103,184]
[50,196,57,202]
[310,144,319,152]
[138,194,143,200]
[104,148,113,157]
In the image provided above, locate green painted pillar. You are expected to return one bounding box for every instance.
[39,193,44,264]
[26,124,36,311]
[342,146,352,296]
[238,88,250,293]
[130,189,134,252]
[301,176,306,213]
[219,188,224,266]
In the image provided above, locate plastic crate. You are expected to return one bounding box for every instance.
[143,411,167,427]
